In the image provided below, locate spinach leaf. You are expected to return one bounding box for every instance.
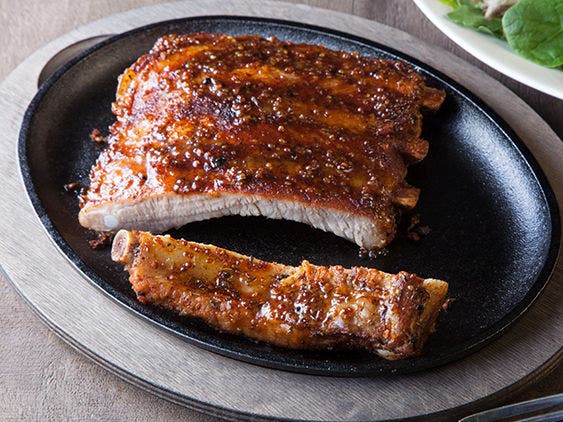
[502,0,563,68]
[447,0,505,39]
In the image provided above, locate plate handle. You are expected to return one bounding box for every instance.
[38,35,115,88]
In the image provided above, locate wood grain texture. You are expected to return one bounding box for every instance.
[0,274,208,421]
[0,1,561,421]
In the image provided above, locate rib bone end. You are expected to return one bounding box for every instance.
[111,229,136,264]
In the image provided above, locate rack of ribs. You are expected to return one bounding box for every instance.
[79,33,445,250]
[112,230,448,359]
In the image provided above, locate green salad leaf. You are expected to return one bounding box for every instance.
[437,0,458,7]
[502,0,563,68]
[437,0,562,69]
[446,0,504,39]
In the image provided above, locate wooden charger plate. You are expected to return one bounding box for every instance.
[18,15,559,376]
[1,1,561,420]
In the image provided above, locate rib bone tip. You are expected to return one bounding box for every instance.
[111,229,134,263]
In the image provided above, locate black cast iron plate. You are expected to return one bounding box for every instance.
[19,16,560,376]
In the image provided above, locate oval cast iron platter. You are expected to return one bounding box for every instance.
[18,16,560,376]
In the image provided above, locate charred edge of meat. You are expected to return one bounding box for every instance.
[421,87,446,111]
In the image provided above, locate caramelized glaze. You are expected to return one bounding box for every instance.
[112,230,448,358]
[82,33,444,247]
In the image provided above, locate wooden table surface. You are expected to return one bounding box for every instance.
[1,1,560,420]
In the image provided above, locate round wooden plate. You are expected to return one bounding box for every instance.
[0,1,561,420]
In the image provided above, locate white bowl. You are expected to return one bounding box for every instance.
[413,0,563,99]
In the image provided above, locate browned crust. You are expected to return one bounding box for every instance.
[392,185,421,209]
[113,230,448,359]
[81,33,445,249]
[422,87,446,111]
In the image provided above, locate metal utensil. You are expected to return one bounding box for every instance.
[460,393,563,421]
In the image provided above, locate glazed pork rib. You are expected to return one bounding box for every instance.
[79,33,445,249]
[112,230,448,359]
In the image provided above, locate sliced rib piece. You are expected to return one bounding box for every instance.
[112,230,448,359]
[80,33,445,249]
